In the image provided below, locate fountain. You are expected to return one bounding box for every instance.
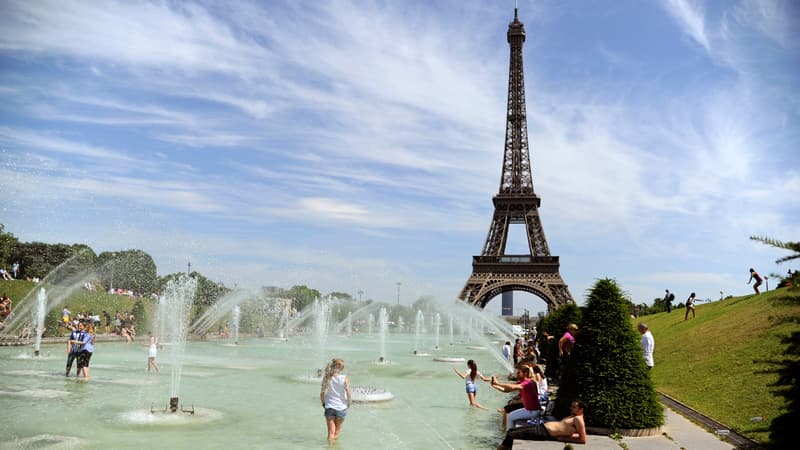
[231,305,240,345]
[291,297,333,383]
[346,311,352,337]
[448,315,454,346]
[32,288,46,357]
[377,306,388,363]
[0,251,92,339]
[351,314,397,400]
[412,310,429,356]
[152,275,196,414]
[433,312,441,350]
[1,296,524,447]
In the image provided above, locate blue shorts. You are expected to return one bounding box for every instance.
[324,407,347,419]
[466,384,477,394]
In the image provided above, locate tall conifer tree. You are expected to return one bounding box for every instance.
[555,278,663,429]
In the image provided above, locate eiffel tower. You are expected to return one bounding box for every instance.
[459,6,574,311]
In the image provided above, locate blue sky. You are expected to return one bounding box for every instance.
[0,0,798,315]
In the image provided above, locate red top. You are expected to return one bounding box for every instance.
[520,378,540,411]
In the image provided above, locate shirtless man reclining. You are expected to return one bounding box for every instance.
[497,399,587,449]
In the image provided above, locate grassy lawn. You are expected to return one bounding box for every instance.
[641,287,799,444]
[1,280,154,336]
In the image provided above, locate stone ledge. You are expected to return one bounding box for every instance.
[586,426,663,437]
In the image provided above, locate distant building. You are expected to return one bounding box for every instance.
[502,291,513,316]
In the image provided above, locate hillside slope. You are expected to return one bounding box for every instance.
[641,287,799,444]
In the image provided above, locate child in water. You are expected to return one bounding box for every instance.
[452,359,491,409]
[320,358,352,443]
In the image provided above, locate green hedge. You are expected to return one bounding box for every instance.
[555,278,663,429]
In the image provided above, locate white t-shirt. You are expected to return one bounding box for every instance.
[641,331,655,367]
[324,374,349,410]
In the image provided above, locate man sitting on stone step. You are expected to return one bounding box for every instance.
[497,399,587,449]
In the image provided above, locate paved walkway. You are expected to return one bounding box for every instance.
[513,406,736,450]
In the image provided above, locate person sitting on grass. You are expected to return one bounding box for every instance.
[496,399,587,449]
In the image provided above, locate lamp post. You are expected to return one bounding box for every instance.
[358,290,364,302]
[765,276,769,291]
[720,290,723,301]
[187,261,191,276]
[396,282,401,305]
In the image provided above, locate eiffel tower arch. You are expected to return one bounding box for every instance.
[459,7,574,311]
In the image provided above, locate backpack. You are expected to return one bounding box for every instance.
[668,293,675,302]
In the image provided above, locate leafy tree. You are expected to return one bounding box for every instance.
[286,285,320,312]
[537,302,582,381]
[750,236,800,264]
[96,250,157,294]
[328,291,353,301]
[12,241,95,281]
[537,302,582,340]
[555,279,663,429]
[0,224,19,267]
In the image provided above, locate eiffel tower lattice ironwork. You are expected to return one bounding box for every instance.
[459,7,574,311]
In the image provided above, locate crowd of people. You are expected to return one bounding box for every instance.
[59,307,137,342]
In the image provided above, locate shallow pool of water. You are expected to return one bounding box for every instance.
[0,334,512,449]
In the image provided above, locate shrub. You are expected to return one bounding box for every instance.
[555,278,663,429]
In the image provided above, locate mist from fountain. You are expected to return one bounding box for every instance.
[346,311,352,337]
[367,313,374,335]
[160,275,196,400]
[330,301,383,335]
[1,251,91,336]
[313,297,331,373]
[433,312,441,350]
[413,310,429,355]
[434,302,515,373]
[378,306,388,362]
[32,288,46,356]
[231,305,240,344]
[448,315,454,346]
[155,294,167,345]
[188,289,252,337]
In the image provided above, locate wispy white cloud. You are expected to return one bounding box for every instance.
[659,0,711,52]
[0,0,796,306]
[0,126,133,161]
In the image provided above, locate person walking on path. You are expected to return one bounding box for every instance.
[664,289,674,313]
[147,333,159,373]
[496,399,587,449]
[638,323,654,370]
[452,359,491,409]
[491,364,541,431]
[320,358,351,444]
[65,322,85,376]
[748,268,763,295]
[685,292,696,320]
